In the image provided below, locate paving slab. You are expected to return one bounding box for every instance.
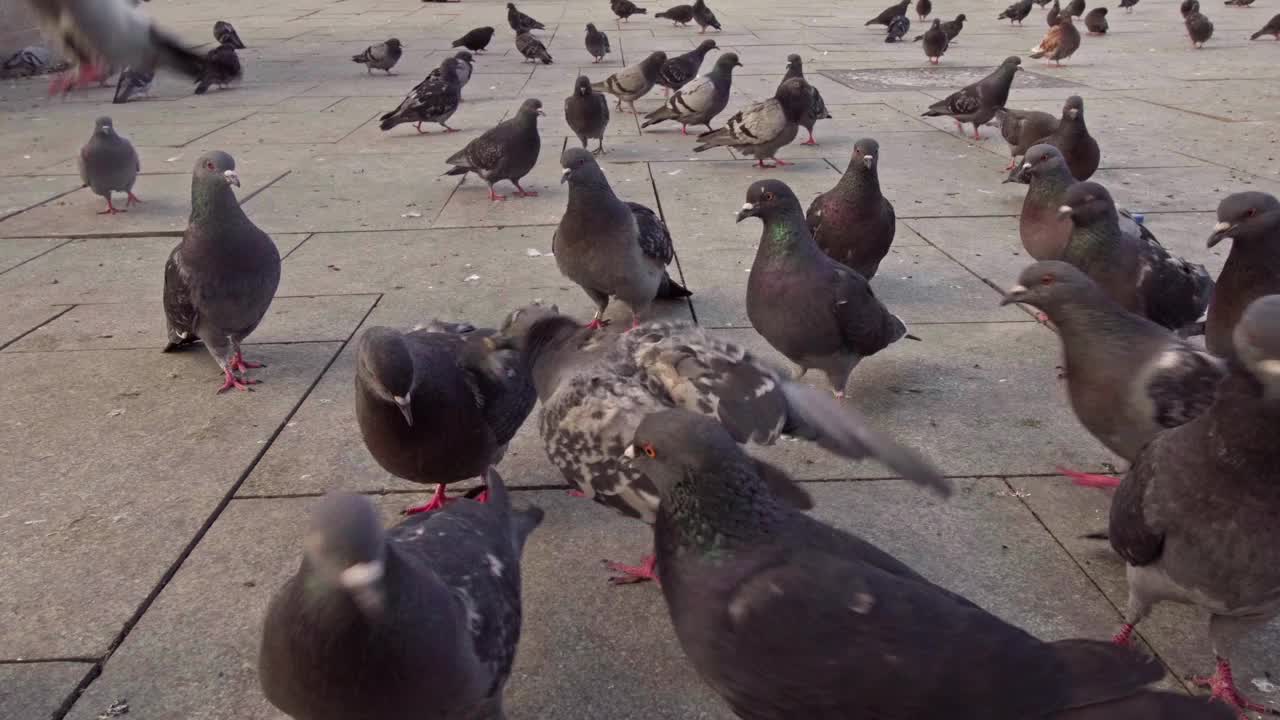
[0,237,68,274]
[0,662,90,720]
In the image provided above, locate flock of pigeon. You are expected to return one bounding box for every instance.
[21,0,1280,717]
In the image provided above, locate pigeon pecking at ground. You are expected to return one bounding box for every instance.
[507,2,544,33]
[1186,5,1215,47]
[78,116,140,215]
[1084,6,1108,33]
[593,51,668,114]
[515,30,553,64]
[642,52,740,135]
[259,473,543,720]
[1003,95,1099,181]
[1031,14,1081,66]
[656,4,695,25]
[351,38,402,75]
[922,55,1022,140]
[995,107,1059,171]
[739,180,915,398]
[807,139,896,280]
[1251,12,1280,39]
[693,0,721,33]
[695,77,812,167]
[554,148,691,329]
[917,0,932,18]
[999,0,1035,25]
[566,75,611,154]
[625,407,1231,720]
[452,26,495,52]
[885,14,911,41]
[163,151,281,394]
[584,23,611,63]
[656,39,717,96]
[1107,294,1280,718]
[866,0,911,26]
[922,18,949,63]
[111,65,153,104]
[1205,192,1280,356]
[778,54,830,145]
[194,41,241,94]
[444,98,544,201]
[378,62,462,134]
[352,321,535,514]
[612,0,648,23]
[213,20,245,49]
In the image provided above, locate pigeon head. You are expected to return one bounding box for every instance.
[955,13,967,21]
[304,493,388,618]
[517,98,545,122]
[560,146,607,186]
[357,327,416,426]
[999,55,1022,72]
[385,38,402,50]
[1209,192,1280,248]
[455,50,474,64]
[737,179,802,223]
[192,150,240,190]
[641,51,669,78]
[1061,95,1085,121]
[586,22,598,32]
[573,74,593,97]
[1234,295,1280,399]
[931,18,941,27]
[507,2,516,8]
[624,410,748,498]
[774,77,814,121]
[785,53,802,71]
[1014,143,1069,183]
[850,138,881,172]
[714,52,743,72]
[1057,181,1116,227]
[1094,7,1108,15]
[500,302,563,347]
[92,116,117,137]
[695,39,719,54]
[1000,260,1100,310]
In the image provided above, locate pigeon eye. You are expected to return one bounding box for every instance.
[205,161,215,170]
[1040,154,1049,162]
[1040,274,1054,286]
[763,192,775,202]
[1247,208,1257,217]
[642,443,657,458]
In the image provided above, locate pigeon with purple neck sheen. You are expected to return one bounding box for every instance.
[777,54,830,145]
[1205,192,1280,356]
[806,139,896,280]
[922,56,1022,140]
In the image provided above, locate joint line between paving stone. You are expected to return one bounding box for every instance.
[0,185,87,225]
[279,233,316,260]
[239,170,293,206]
[178,112,258,149]
[0,305,75,353]
[0,238,75,277]
[644,161,697,324]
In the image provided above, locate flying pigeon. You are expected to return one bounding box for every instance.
[807,140,896,280]
[866,0,911,26]
[656,4,695,25]
[592,51,667,114]
[656,39,717,95]
[585,23,611,62]
[213,20,245,49]
[885,14,911,41]
[444,99,544,201]
[194,41,241,94]
[515,30,553,64]
[922,18,949,63]
[642,52,741,135]
[78,116,139,215]
[352,38,402,74]
[694,78,812,167]
[1084,7,1109,33]
[566,75,611,154]
[378,64,461,134]
[922,55,1022,140]
[507,2,544,33]
[778,54,830,145]
[1030,15,1081,66]
[612,0,648,22]
[452,26,495,52]
[995,107,1059,170]
[1204,192,1280,356]
[693,0,721,32]
[111,65,153,104]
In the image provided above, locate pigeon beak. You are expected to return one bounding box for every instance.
[560,167,571,184]
[223,170,241,187]
[1056,204,1073,220]
[735,202,756,223]
[736,60,744,67]
[1207,221,1234,248]
[621,444,637,462]
[862,155,875,170]
[1068,108,1080,119]
[537,109,546,116]
[1000,284,1029,306]
[340,561,386,618]
[1010,162,1033,184]
[393,395,413,426]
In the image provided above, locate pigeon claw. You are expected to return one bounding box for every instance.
[126,192,143,207]
[1189,658,1269,715]
[403,484,451,515]
[231,351,266,372]
[216,369,258,394]
[603,554,659,586]
[512,183,538,197]
[1057,466,1122,488]
[1112,623,1136,646]
[97,199,126,215]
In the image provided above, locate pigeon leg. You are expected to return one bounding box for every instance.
[403,484,452,515]
[628,100,638,114]
[681,124,687,135]
[216,367,258,394]
[1004,157,1018,171]
[126,192,143,207]
[440,121,459,132]
[756,159,776,169]
[802,129,817,145]
[231,350,266,372]
[615,97,624,111]
[603,554,659,585]
[367,67,372,75]
[773,157,793,166]
[97,196,126,215]
[1112,623,1136,646]
[954,119,965,133]
[1057,466,1121,488]
[512,181,538,197]
[972,126,983,140]
[1189,658,1269,715]
[414,122,428,134]
[594,138,606,155]
[488,185,507,201]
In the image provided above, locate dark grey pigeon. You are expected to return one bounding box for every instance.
[494,304,949,583]
[1018,95,1098,181]
[642,52,740,134]
[1059,182,1214,333]
[1048,0,1062,24]
[584,23,610,63]
[1250,13,1280,39]
[78,116,139,215]
[777,54,830,145]
[351,38,402,74]
[194,41,241,94]
[917,0,932,18]
[353,321,535,514]
[922,56,1021,140]
[1186,8,1214,47]
[656,39,717,94]
[1108,294,1280,718]
[444,98,543,201]
[922,18,949,63]
[163,151,280,394]
[1120,0,1139,11]
[1002,261,1224,464]
[506,2,544,32]
[111,65,153,104]
[452,26,495,52]
[866,0,911,25]
[627,408,1233,720]
[554,148,691,329]
[423,51,474,98]
[995,107,1059,171]
[1084,7,1108,33]
[693,0,721,32]
[999,0,1035,24]
[1064,0,1086,16]
[592,51,667,114]
[1205,192,1280,356]
[919,12,966,41]
[655,4,695,25]
[695,77,811,167]
[379,63,461,134]
[885,13,911,41]
[739,180,914,397]
[213,20,244,49]
[611,0,648,22]
[565,75,610,155]
[1181,0,1201,15]
[259,472,543,720]
[807,139,896,280]
[1030,14,1081,66]
[515,30,552,64]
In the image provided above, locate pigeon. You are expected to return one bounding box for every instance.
[1047,0,1063,24]
[627,406,1234,720]
[554,148,691,329]
[885,14,911,41]
[452,26,495,52]
[1001,261,1225,465]
[213,20,244,49]
[611,0,648,22]
[1064,0,1086,16]
[507,2,544,33]
[995,107,1059,171]
[916,0,932,19]
[25,0,204,94]
[585,23,611,63]
[922,56,1022,140]
[693,0,721,32]
[999,0,1035,24]
[1030,14,1081,66]
[1107,294,1280,718]
[739,180,914,397]
[352,322,536,514]
[1021,95,1099,181]
[163,151,281,394]
[111,65,153,104]
[1034,0,1053,6]
[1186,8,1214,47]
[194,41,241,94]
[778,54,830,145]
[0,45,51,78]
[1224,0,1254,6]
[495,304,948,583]
[444,99,544,201]
[642,52,740,135]
[566,75,611,154]
[259,474,543,720]
[424,51,474,97]
[1084,6,1108,33]
[592,51,667,114]
[378,65,461,134]
[1120,0,1139,11]
[656,4,695,25]
[922,18,949,63]
[1181,0,1199,17]
[656,39,717,95]
[807,139,896,280]
[351,38,402,74]
[1251,12,1280,39]
[695,78,812,167]
[1058,181,1215,333]
[78,116,139,215]
[940,13,967,40]
[515,30,553,64]
[866,0,911,26]
[1205,192,1280,356]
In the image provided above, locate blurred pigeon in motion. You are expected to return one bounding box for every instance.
[656,4,695,25]
[656,39,717,95]
[593,51,667,113]
[866,0,911,25]
[1205,192,1280,356]
[507,2,545,32]
[163,151,281,394]
[917,0,932,19]
[351,38,402,74]
[642,52,740,134]
[1064,0,1086,16]
[695,77,812,167]
[516,31,552,64]
[922,55,1022,140]
[260,474,543,720]
[612,0,648,22]
[111,64,153,103]
[1084,7,1109,33]
[444,98,544,201]
[79,116,139,215]
[1031,15,1081,65]
[566,75,610,154]
[1182,0,1200,15]
[885,14,911,41]
[779,55,830,144]
[424,51,474,98]
[1250,12,1280,38]
[194,41,240,94]
[995,107,1059,170]
[807,139,896,280]
[999,0,1034,24]
[918,12,966,41]
[378,66,461,134]
[0,45,51,78]
[452,26,495,52]
[922,18,949,63]
[693,0,721,32]
[585,23,611,62]
[1186,6,1214,47]
[739,180,915,397]
[213,20,244,49]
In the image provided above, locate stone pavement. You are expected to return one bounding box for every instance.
[2,0,1279,717]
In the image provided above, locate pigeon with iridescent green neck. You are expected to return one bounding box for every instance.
[1205,192,1280,356]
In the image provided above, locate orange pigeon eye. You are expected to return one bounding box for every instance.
[1040,274,1054,286]
[642,443,657,458]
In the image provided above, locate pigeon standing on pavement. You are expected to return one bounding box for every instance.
[807,139,896,280]
[424,51,474,97]
[378,62,461,133]
[1048,0,1062,26]
[939,13,967,40]
[111,65,153,104]
[554,148,691,329]
[1186,6,1214,47]
[739,180,914,397]
[585,23,611,63]
[515,30,553,64]
[778,54,830,145]
[693,0,721,32]
[163,151,281,394]
[213,20,245,49]
[995,107,1059,171]
[922,19,949,63]
[351,38,402,74]
[1250,13,1280,38]
[566,75,610,154]
[656,4,695,25]
[1064,0,1086,16]
[1223,0,1254,6]
[1084,7,1109,33]
[1031,14,1081,66]
[922,56,1022,140]
[642,52,740,134]
[78,116,139,215]
[656,39,717,95]
[866,0,911,25]
[592,51,668,114]
[259,474,543,720]
[194,41,241,94]
[1120,0,1139,11]
[1182,0,1200,16]
[612,0,648,22]
[917,0,932,19]
[1205,192,1280,356]
[444,98,544,201]
[1107,294,1280,719]
[695,78,812,167]
[885,14,911,41]
[452,26,495,52]
[507,2,545,32]
[999,0,1035,24]
[1016,95,1099,181]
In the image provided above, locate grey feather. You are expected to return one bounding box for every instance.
[592,51,667,113]
[694,77,811,164]
[807,139,896,280]
[78,117,139,208]
[657,39,717,91]
[443,99,543,195]
[642,53,739,131]
[515,30,552,64]
[352,38,402,73]
[26,0,204,81]
[565,75,610,154]
[921,56,1020,136]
